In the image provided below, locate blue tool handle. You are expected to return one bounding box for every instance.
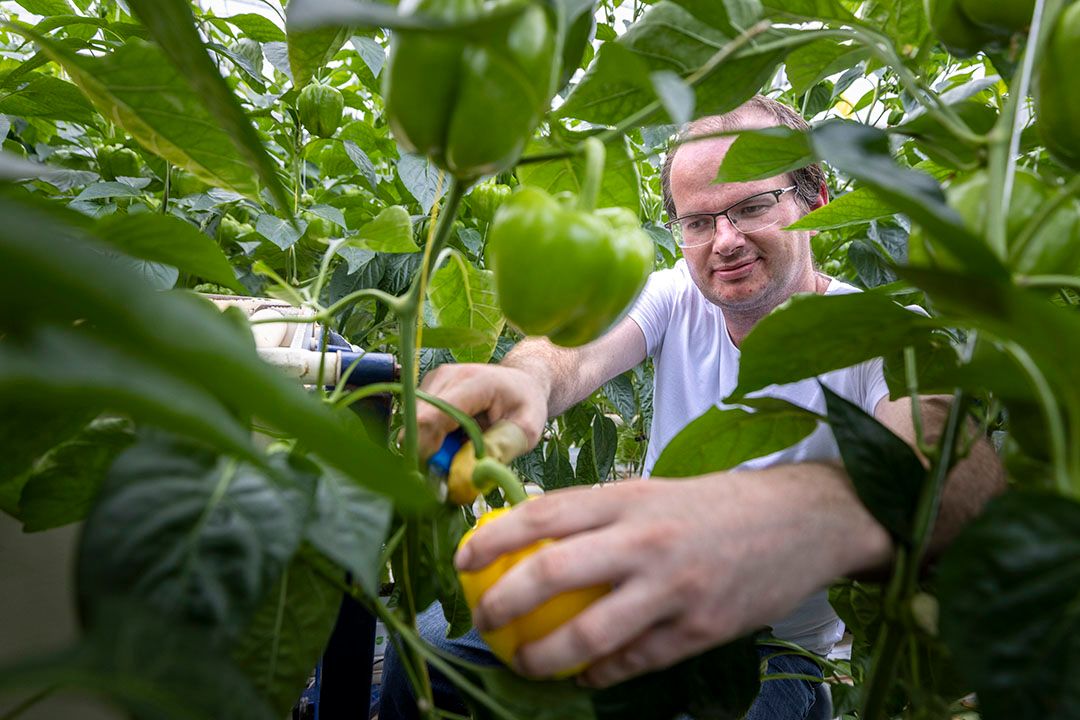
[427,429,468,477]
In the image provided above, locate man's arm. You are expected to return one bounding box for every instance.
[875,394,1006,557]
[455,394,1005,686]
[415,316,647,458]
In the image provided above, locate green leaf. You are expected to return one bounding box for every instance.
[77,435,314,640]
[650,70,695,125]
[351,35,386,78]
[936,491,1080,720]
[558,3,790,128]
[0,326,258,461]
[221,13,287,43]
[761,0,856,22]
[602,373,637,423]
[355,205,417,253]
[786,187,896,230]
[593,635,760,720]
[286,0,529,34]
[893,99,998,169]
[714,127,813,183]
[808,121,1008,281]
[288,25,351,89]
[0,599,277,720]
[542,438,578,490]
[256,213,306,250]
[232,547,343,718]
[0,74,97,125]
[0,194,431,511]
[18,417,135,532]
[730,292,937,398]
[0,150,90,184]
[427,250,505,364]
[18,32,265,201]
[576,414,619,484]
[0,401,95,515]
[432,506,471,639]
[669,0,763,34]
[124,0,292,211]
[652,399,820,478]
[305,466,392,596]
[785,40,868,96]
[418,326,493,349]
[398,153,445,214]
[821,384,925,544]
[343,139,378,189]
[74,181,142,202]
[96,213,244,292]
[14,0,74,14]
[517,131,641,215]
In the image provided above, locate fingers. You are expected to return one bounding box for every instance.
[415,364,547,460]
[416,368,497,458]
[456,483,647,571]
[512,576,682,681]
[471,524,639,633]
[576,615,720,688]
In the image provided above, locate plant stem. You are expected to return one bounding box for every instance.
[323,286,404,319]
[1016,273,1080,292]
[579,138,604,213]
[1001,340,1072,493]
[334,382,487,455]
[473,457,529,505]
[985,0,1059,258]
[390,177,467,720]
[904,346,934,459]
[862,385,970,719]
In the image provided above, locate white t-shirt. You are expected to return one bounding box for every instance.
[626,259,894,656]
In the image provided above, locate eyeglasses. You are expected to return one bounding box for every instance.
[664,186,798,248]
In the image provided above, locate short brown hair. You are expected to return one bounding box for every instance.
[659,95,826,221]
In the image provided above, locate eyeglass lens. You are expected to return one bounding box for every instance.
[672,192,784,247]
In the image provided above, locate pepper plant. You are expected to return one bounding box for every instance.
[0,0,1077,719]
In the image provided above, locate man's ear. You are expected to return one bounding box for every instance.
[812,180,829,211]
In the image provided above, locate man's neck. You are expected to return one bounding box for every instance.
[725,271,831,348]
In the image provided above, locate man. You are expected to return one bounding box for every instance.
[380,96,1004,719]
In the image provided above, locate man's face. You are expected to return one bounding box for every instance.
[669,135,821,315]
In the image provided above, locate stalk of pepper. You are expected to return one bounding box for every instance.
[383,0,559,180]
[486,138,654,347]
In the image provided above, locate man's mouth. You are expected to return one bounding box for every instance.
[711,258,758,280]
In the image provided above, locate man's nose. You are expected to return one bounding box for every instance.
[710,215,746,256]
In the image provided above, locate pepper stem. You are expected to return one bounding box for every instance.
[579,137,605,213]
[473,457,529,505]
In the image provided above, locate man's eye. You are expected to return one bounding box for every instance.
[736,203,770,217]
[684,217,711,233]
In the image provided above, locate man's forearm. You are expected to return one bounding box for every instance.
[915,395,1006,556]
[500,338,598,418]
[501,321,647,419]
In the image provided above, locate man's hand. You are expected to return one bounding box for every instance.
[417,363,550,458]
[416,320,647,459]
[454,465,893,687]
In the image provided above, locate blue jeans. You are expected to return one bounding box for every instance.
[379,603,827,720]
